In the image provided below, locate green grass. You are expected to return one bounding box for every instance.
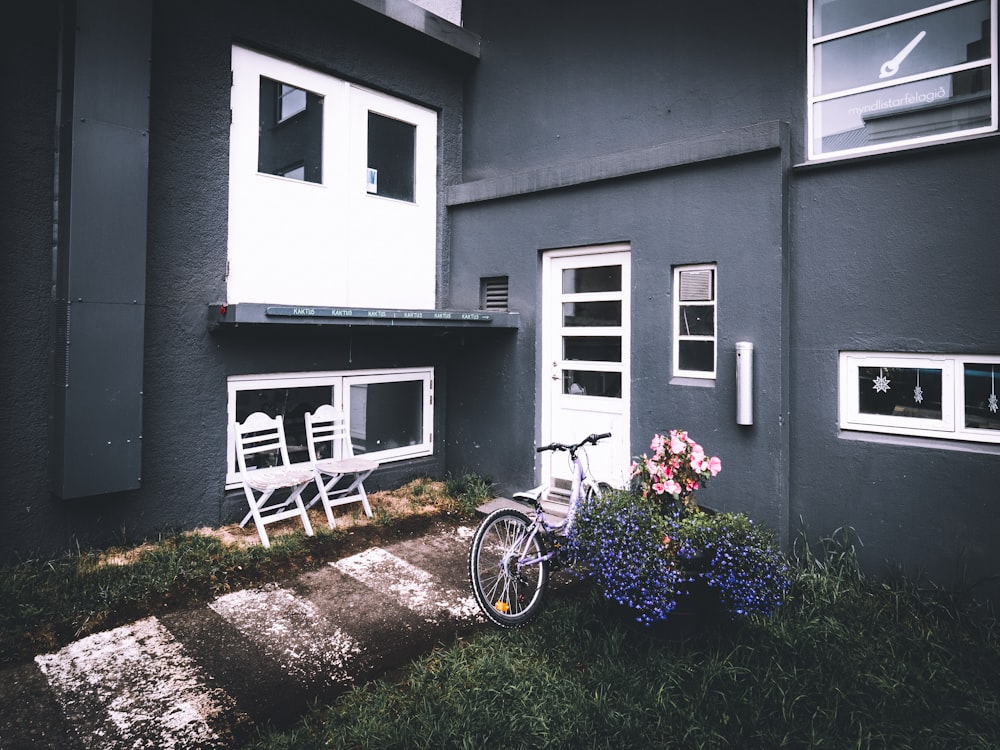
[247,532,1000,750]
[0,475,492,666]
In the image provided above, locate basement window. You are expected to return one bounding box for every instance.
[839,352,1000,443]
[226,367,433,487]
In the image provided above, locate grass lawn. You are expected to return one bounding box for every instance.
[2,477,997,748]
[248,533,1000,750]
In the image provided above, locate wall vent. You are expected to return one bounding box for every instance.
[480,276,509,310]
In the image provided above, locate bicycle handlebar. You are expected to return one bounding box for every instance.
[536,432,612,453]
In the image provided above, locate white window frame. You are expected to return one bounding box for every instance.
[672,264,718,380]
[808,0,998,162]
[839,352,1000,444]
[226,367,433,487]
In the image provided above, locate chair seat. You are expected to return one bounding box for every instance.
[314,456,378,474]
[244,464,317,491]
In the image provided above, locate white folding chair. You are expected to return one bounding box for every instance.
[304,404,378,528]
[235,412,316,548]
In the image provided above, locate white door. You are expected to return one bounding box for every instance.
[541,245,631,495]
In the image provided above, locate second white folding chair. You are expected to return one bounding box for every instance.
[304,404,378,528]
[235,411,316,548]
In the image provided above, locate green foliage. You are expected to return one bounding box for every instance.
[249,537,1000,749]
[444,472,496,515]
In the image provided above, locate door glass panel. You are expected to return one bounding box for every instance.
[562,265,621,294]
[349,380,423,453]
[964,363,1000,430]
[562,370,622,398]
[857,367,943,419]
[258,77,323,184]
[563,336,622,362]
[562,301,621,327]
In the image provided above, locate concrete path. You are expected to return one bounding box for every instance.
[0,518,529,749]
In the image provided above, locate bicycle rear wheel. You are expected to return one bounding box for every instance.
[468,508,549,628]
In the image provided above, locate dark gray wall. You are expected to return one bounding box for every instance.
[0,0,473,556]
[790,144,1000,595]
[453,0,1000,598]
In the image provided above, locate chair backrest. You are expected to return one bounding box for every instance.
[304,404,354,463]
[235,412,293,474]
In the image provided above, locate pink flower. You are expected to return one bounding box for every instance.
[708,456,722,476]
[664,479,682,496]
[669,432,687,454]
[652,482,666,494]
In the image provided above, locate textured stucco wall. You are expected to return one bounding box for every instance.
[0,0,472,556]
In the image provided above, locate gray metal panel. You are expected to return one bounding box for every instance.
[53,302,143,499]
[72,0,152,131]
[66,119,149,303]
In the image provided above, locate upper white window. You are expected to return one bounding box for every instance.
[226,367,434,487]
[839,352,1000,444]
[673,264,717,379]
[228,46,438,308]
[808,0,997,161]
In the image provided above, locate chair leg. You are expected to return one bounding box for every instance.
[242,487,273,549]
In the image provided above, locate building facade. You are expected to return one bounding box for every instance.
[2,0,998,601]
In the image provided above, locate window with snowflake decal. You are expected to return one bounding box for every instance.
[840,352,1000,445]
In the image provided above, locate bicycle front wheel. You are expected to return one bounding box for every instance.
[468,508,549,628]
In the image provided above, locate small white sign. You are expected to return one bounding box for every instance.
[366,167,378,194]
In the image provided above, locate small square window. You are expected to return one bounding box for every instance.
[673,265,717,379]
[367,112,416,202]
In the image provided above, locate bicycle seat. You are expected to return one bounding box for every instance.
[512,484,547,505]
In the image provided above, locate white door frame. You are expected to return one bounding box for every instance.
[540,244,631,494]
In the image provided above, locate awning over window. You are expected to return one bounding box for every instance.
[208,303,519,330]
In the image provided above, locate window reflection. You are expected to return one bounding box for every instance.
[562,370,622,398]
[964,364,1000,431]
[350,381,423,453]
[235,385,335,468]
[857,367,943,419]
[562,265,622,294]
[258,77,323,183]
[367,112,415,202]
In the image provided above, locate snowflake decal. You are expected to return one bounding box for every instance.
[990,392,998,414]
[913,385,923,404]
[872,372,891,393]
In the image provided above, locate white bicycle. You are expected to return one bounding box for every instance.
[468,433,611,628]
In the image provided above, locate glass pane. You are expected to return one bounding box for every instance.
[678,340,715,373]
[964,363,1000,431]
[562,370,622,398]
[562,301,621,327]
[350,380,423,453]
[814,68,991,155]
[367,112,416,202]
[814,3,991,95]
[258,77,323,184]
[561,265,622,294]
[563,336,622,362]
[235,386,335,467]
[857,367,942,419]
[678,305,714,336]
[815,0,964,39]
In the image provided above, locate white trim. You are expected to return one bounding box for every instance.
[838,352,1000,444]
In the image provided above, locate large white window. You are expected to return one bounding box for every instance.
[839,352,1000,443]
[809,0,997,161]
[226,368,434,487]
[228,46,438,308]
[673,264,717,379]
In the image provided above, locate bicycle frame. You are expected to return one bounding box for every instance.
[510,434,607,568]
